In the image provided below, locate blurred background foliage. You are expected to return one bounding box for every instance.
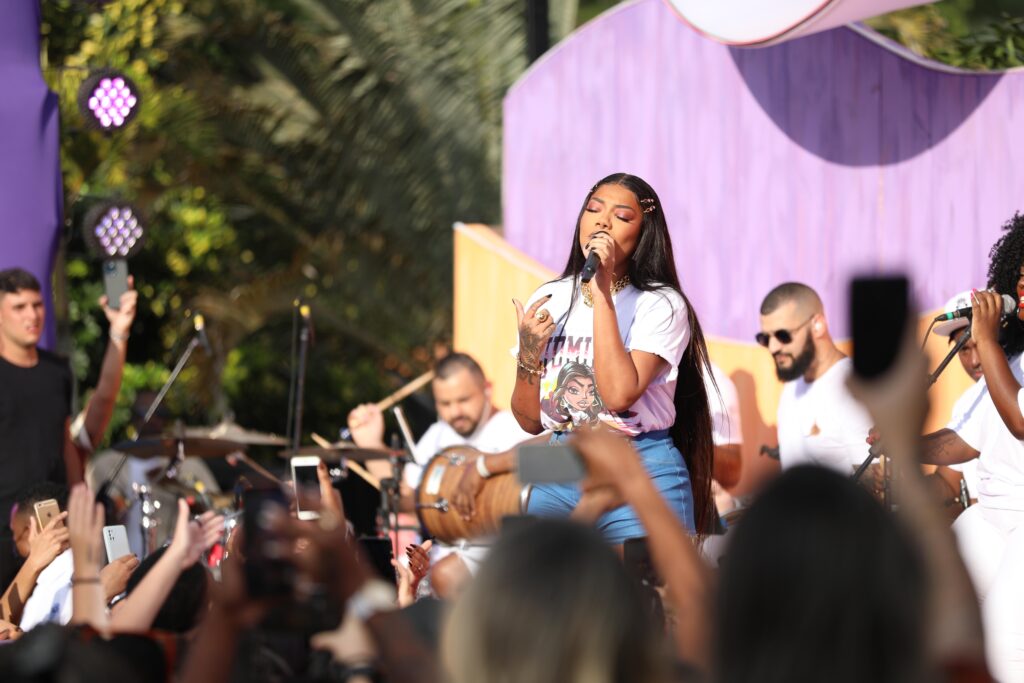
[44,0,1023,448]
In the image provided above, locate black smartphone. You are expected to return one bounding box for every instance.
[623,537,660,587]
[102,259,130,310]
[850,276,910,380]
[358,536,396,584]
[242,488,293,597]
[517,444,586,484]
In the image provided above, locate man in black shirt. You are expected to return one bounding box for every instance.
[0,268,76,590]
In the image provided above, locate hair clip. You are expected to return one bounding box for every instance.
[639,198,656,214]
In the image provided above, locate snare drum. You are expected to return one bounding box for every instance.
[416,446,530,544]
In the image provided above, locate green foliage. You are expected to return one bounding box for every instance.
[44,0,530,446]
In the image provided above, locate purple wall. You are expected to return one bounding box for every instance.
[0,0,63,348]
[502,0,1024,340]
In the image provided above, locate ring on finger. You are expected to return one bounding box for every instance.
[536,311,548,322]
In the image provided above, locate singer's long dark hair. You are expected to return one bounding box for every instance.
[556,172,717,539]
[986,211,1024,357]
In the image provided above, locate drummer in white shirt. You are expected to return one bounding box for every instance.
[347,352,532,595]
[757,283,873,473]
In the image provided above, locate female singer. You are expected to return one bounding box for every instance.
[452,173,716,542]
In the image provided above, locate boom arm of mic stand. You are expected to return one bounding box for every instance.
[927,328,972,387]
[96,335,203,504]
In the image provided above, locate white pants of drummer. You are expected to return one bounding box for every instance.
[954,505,1024,682]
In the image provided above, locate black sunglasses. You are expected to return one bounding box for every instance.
[756,316,814,347]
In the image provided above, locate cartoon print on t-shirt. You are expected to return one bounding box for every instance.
[541,361,603,430]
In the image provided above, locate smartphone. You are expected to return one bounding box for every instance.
[102,525,131,563]
[850,276,910,380]
[623,537,660,587]
[102,259,130,310]
[517,444,586,484]
[358,536,396,584]
[242,488,293,597]
[33,499,61,530]
[291,455,322,521]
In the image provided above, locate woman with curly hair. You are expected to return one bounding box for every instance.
[921,212,1024,681]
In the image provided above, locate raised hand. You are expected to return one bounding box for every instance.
[970,289,1004,347]
[67,484,105,573]
[347,403,386,449]
[100,554,140,601]
[101,275,138,341]
[514,294,555,379]
[26,512,69,573]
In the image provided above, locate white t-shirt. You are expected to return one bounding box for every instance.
[517,278,690,435]
[776,357,873,472]
[945,379,986,496]
[707,363,741,447]
[953,353,1024,511]
[403,409,532,489]
[19,549,73,631]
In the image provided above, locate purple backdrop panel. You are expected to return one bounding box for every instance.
[0,0,63,349]
[502,0,1024,340]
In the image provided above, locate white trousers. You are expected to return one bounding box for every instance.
[954,504,1024,682]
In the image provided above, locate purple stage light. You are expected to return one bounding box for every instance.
[77,70,141,132]
[82,201,145,259]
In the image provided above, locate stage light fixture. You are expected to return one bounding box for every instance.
[82,200,146,310]
[77,70,141,132]
[83,201,146,259]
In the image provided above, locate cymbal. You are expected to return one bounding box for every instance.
[279,446,404,463]
[184,419,288,447]
[111,436,245,460]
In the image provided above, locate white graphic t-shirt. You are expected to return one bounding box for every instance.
[516,277,690,436]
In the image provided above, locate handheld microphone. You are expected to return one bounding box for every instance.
[193,314,212,354]
[933,293,1016,322]
[580,230,609,284]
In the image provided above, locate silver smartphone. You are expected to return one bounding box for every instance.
[103,525,131,563]
[517,444,586,484]
[291,455,322,521]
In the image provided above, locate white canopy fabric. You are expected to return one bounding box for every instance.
[664,0,933,46]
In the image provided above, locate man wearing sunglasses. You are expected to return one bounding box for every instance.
[758,282,872,473]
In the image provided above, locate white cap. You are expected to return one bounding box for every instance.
[933,290,973,338]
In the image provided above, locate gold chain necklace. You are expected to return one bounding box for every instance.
[582,275,631,307]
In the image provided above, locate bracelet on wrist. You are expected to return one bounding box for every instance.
[109,330,129,343]
[70,575,102,586]
[516,355,543,376]
[475,456,492,479]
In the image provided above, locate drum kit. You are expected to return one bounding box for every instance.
[109,416,529,566]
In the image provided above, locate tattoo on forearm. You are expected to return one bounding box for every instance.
[511,404,541,430]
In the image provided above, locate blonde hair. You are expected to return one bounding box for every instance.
[442,520,669,683]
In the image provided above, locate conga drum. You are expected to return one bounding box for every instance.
[416,446,530,544]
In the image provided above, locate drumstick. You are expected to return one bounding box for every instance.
[230,451,283,486]
[311,432,382,490]
[375,370,435,411]
[339,370,435,442]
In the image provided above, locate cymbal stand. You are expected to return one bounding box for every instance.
[96,328,205,526]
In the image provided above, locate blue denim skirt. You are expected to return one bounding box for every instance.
[525,429,695,544]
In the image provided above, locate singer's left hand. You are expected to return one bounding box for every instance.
[970,290,1002,346]
[101,276,138,342]
[584,231,617,293]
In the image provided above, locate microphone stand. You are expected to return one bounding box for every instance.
[95,328,205,531]
[291,305,312,450]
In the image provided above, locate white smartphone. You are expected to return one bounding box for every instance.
[291,455,322,521]
[102,525,131,564]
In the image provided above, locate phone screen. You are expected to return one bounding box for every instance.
[292,460,322,518]
[850,276,910,380]
[517,444,586,484]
